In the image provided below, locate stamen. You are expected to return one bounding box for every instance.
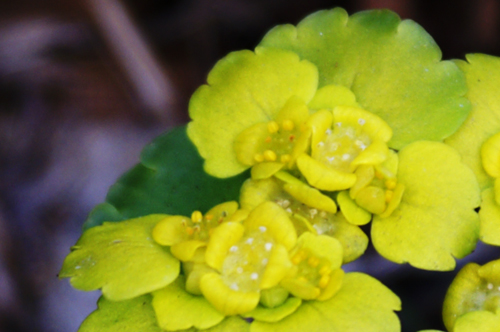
[186,227,194,235]
[385,190,394,203]
[267,121,279,134]
[288,135,295,142]
[281,200,290,208]
[385,179,397,190]
[265,136,272,143]
[325,129,332,135]
[487,283,494,290]
[262,258,268,265]
[307,256,320,267]
[265,243,273,251]
[309,209,318,218]
[319,266,331,276]
[342,154,350,161]
[292,250,307,265]
[250,273,259,280]
[263,150,277,161]
[259,226,267,233]
[358,118,366,125]
[246,238,254,245]
[205,214,213,221]
[254,154,264,162]
[237,267,243,273]
[282,119,295,131]
[230,283,239,291]
[318,275,330,288]
[229,245,238,252]
[191,211,203,223]
[317,141,325,147]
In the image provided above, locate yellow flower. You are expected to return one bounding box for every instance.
[199,201,297,315]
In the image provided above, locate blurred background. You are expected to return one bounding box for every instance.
[1,0,500,331]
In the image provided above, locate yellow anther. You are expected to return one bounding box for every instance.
[307,256,320,268]
[282,119,295,131]
[263,150,277,161]
[191,211,203,223]
[319,265,331,276]
[385,179,397,190]
[205,214,213,221]
[254,154,264,163]
[267,121,279,134]
[280,154,291,163]
[375,171,384,179]
[265,136,272,143]
[318,274,330,289]
[186,227,195,235]
[385,190,394,203]
[292,250,307,265]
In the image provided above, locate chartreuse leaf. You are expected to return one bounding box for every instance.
[251,272,401,332]
[372,141,480,271]
[152,276,225,330]
[446,54,500,190]
[199,316,250,332]
[259,7,470,149]
[83,126,248,230]
[78,295,163,332]
[60,215,180,301]
[187,47,318,178]
[478,188,500,246]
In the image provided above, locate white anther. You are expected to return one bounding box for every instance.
[246,238,254,244]
[282,200,290,208]
[320,211,327,218]
[229,245,238,252]
[250,273,259,280]
[342,153,350,161]
[327,156,335,162]
[262,258,269,265]
[265,243,273,251]
[237,267,243,274]
[325,129,332,135]
[286,208,292,214]
[317,141,325,147]
[487,283,494,290]
[310,209,318,217]
[335,122,342,127]
[230,283,239,291]
[259,226,267,233]
[358,118,366,125]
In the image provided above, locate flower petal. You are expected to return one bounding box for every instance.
[200,272,260,315]
[59,215,180,301]
[372,141,480,271]
[308,84,359,110]
[297,153,357,191]
[152,276,225,330]
[243,297,302,323]
[260,8,470,149]
[205,222,245,271]
[187,47,318,178]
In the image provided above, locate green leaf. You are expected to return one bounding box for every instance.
[187,47,318,178]
[83,126,249,230]
[454,310,500,332]
[78,295,164,332]
[200,316,250,332]
[250,272,401,332]
[60,215,180,301]
[478,188,500,246]
[259,8,470,149]
[446,54,500,190]
[152,276,225,330]
[372,141,480,271]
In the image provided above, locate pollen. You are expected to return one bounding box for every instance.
[308,256,320,267]
[267,121,279,134]
[282,119,295,131]
[263,150,277,161]
[319,265,331,276]
[191,211,203,223]
[186,227,195,235]
[292,250,307,265]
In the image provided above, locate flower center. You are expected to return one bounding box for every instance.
[254,120,301,164]
[221,228,275,292]
[290,249,332,290]
[313,121,370,173]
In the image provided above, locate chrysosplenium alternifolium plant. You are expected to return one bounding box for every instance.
[60,8,500,332]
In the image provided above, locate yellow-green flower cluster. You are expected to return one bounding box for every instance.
[58,6,500,332]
